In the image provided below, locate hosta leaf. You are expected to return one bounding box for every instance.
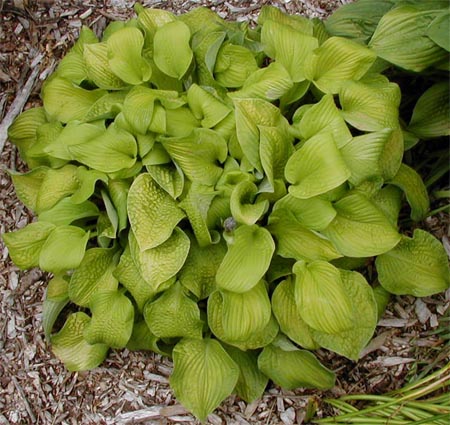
[160,128,228,186]
[323,192,401,257]
[216,225,275,293]
[261,19,318,82]
[68,124,137,173]
[371,185,403,228]
[179,234,227,299]
[127,173,185,250]
[126,320,173,356]
[230,180,269,225]
[208,281,272,343]
[165,107,201,137]
[305,36,376,94]
[272,277,319,349]
[72,25,99,54]
[426,11,450,52]
[369,6,448,72]
[9,167,48,211]
[285,132,350,199]
[136,7,176,40]
[309,269,378,360]
[68,247,119,307]
[8,107,47,151]
[223,345,268,403]
[170,338,239,422]
[376,229,450,297]
[107,27,151,84]
[259,5,314,35]
[153,21,193,79]
[38,198,99,226]
[269,209,341,262]
[143,282,203,339]
[409,81,450,138]
[122,86,156,134]
[339,75,401,132]
[373,284,391,320]
[84,92,125,122]
[146,163,184,200]
[51,312,109,372]
[55,51,87,85]
[258,338,335,390]
[107,180,129,233]
[293,260,354,334]
[43,275,69,339]
[388,163,429,221]
[42,76,106,123]
[84,289,134,348]
[3,222,55,269]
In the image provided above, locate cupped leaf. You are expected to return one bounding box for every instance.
[68,247,119,307]
[55,50,87,84]
[38,198,99,226]
[259,5,314,35]
[83,289,134,348]
[7,107,47,151]
[285,132,351,199]
[51,312,109,372]
[426,10,450,52]
[126,320,173,356]
[230,180,269,225]
[216,225,275,293]
[143,282,203,339]
[258,337,335,390]
[376,229,450,297]
[84,91,125,122]
[43,275,70,340]
[9,167,48,211]
[127,173,185,250]
[146,163,184,200]
[170,338,239,422]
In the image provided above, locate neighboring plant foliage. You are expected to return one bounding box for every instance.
[4,1,450,420]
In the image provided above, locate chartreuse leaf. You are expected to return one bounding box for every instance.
[72,25,98,54]
[107,27,151,85]
[258,336,335,390]
[216,225,275,293]
[376,229,450,297]
[323,192,401,257]
[51,312,109,372]
[143,282,203,339]
[136,6,176,41]
[129,228,190,290]
[42,76,106,123]
[230,181,269,225]
[83,289,134,348]
[259,5,314,35]
[127,173,185,251]
[427,10,450,52]
[43,275,69,340]
[272,277,319,350]
[369,6,448,72]
[339,75,401,132]
[146,163,184,200]
[223,345,268,403]
[309,269,378,360]
[373,284,391,320]
[285,133,351,199]
[304,36,376,94]
[68,247,119,307]
[8,107,47,152]
[179,235,227,299]
[208,281,272,343]
[161,128,228,186]
[9,167,48,211]
[83,42,127,89]
[38,198,99,226]
[409,81,450,138]
[261,18,318,82]
[84,92,125,122]
[269,209,341,262]
[293,260,354,334]
[126,320,173,356]
[170,338,239,422]
[370,185,402,228]
[291,94,352,148]
[3,222,55,269]
[165,107,200,137]
[153,21,193,79]
[108,180,129,233]
[55,51,88,85]
[388,163,429,221]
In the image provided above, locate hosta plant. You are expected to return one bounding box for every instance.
[4,3,450,421]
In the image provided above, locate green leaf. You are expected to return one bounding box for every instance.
[51,312,109,372]
[285,132,351,199]
[271,277,319,350]
[371,185,403,227]
[69,247,119,307]
[376,229,450,297]
[153,20,193,79]
[107,180,129,233]
[323,192,401,257]
[43,275,69,340]
[230,180,269,225]
[38,198,99,226]
[9,167,48,211]
[258,338,335,390]
[388,163,429,221]
[426,11,450,52]
[305,36,376,94]
[55,51,88,85]
[409,81,450,138]
[369,5,448,72]
[259,5,314,35]
[143,282,203,339]
[127,173,185,250]
[83,289,134,348]
[223,345,269,403]
[216,225,275,293]
[170,338,239,422]
[136,7,176,40]
[7,107,47,151]
[165,107,201,137]
[2,222,55,269]
[146,163,184,200]
[309,269,378,360]
[126,320,173,356]
[107,27,151,84]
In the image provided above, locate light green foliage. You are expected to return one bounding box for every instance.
[4,3,450,421]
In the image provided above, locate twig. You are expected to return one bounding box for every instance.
[108,405,190,424]
[11,375,37,423]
